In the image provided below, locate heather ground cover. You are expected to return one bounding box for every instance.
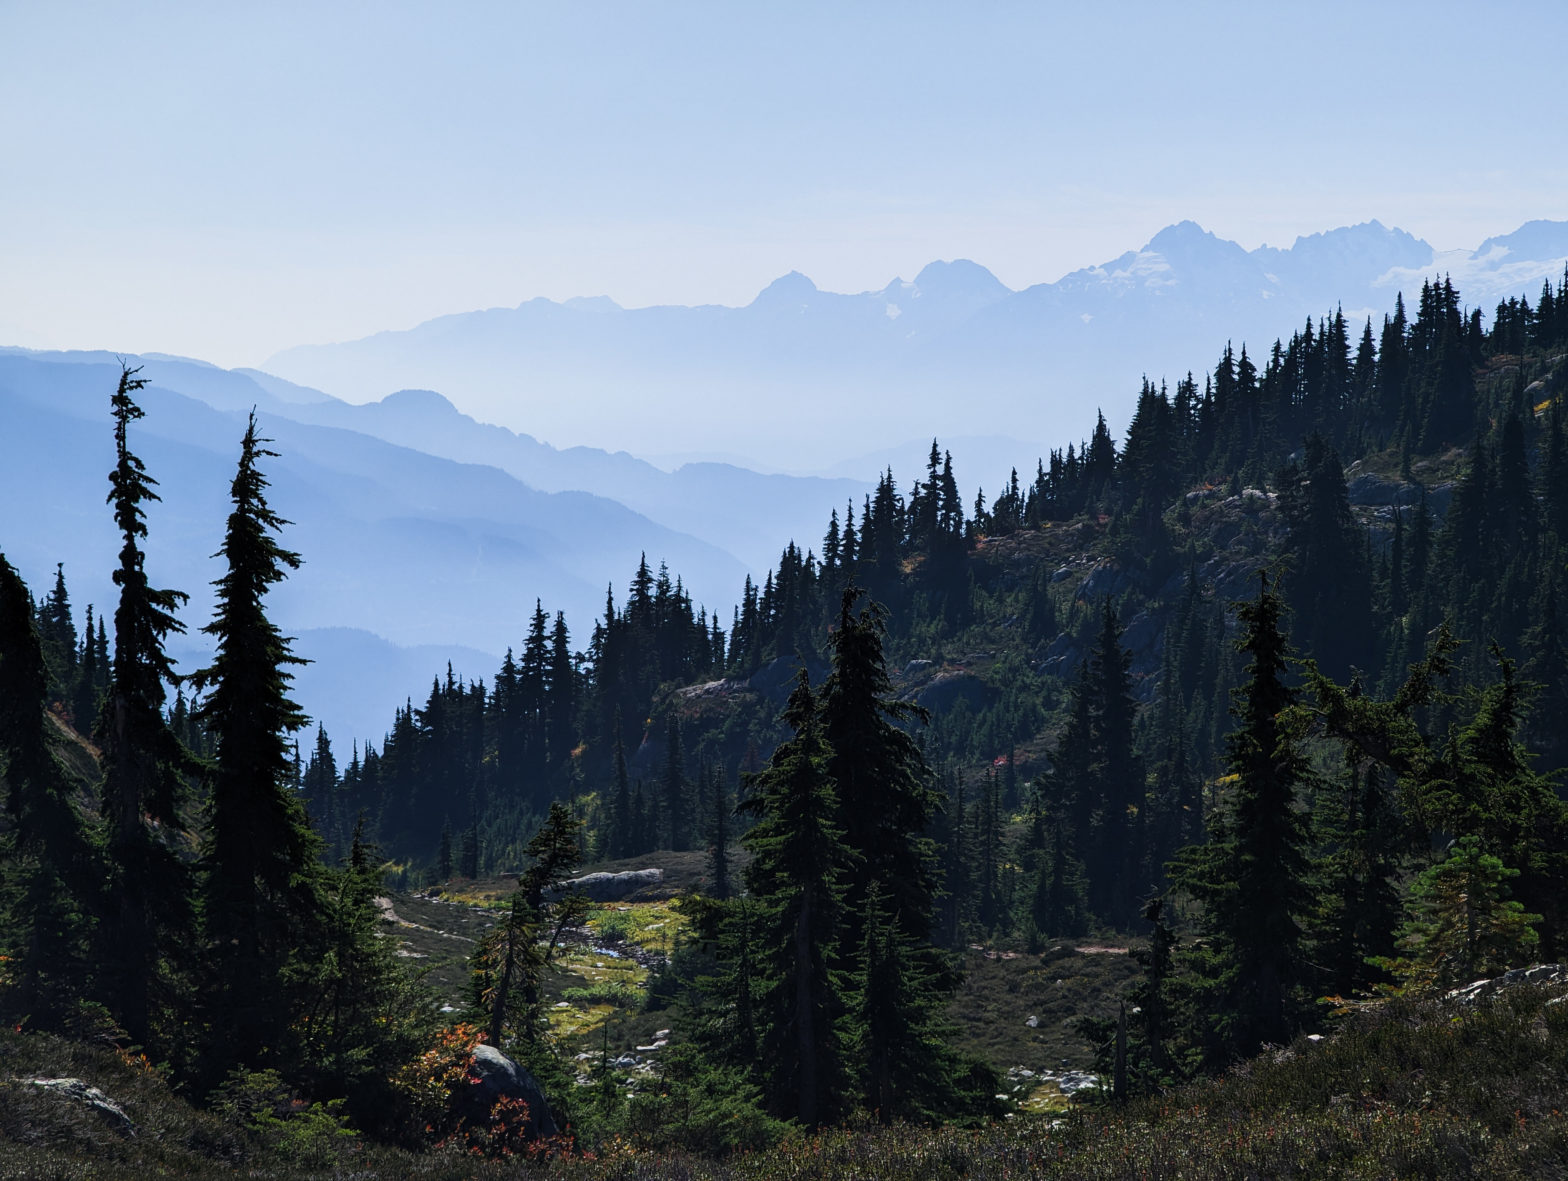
[7,987,1568,1178]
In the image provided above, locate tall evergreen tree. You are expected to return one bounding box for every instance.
[1086,599,1145,926]
[192,412,319,1076]
[99,365,196,1049]
[819,585,940,948]
[301,723,340,852]
[1171,573,1313,1061]
[608,723,633,860]
[739,672,855,1126]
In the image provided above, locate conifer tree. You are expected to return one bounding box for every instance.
[739,671,855,1126]
[1087,599,1144,925]
[99,364,196,1049]
[460,822,480,878]
[937,770,969,948]
[819,585,940,948]
[1277,434,1372,679]
[71,603,106,733]
[1375,836,1541,992]
[1171,573,1312,1060]
[1404,646,1568,952]
[1034,817,1088,939]
[854,879,970,1122]
[0,553,100,1028]
[704,895,763,1069]
[295,821,427,1126]
[35,563,77,703]
[546,610,576,770]
[437,820,454,881]
[1127,897,1178,1088]
[192,411,318,1074]
[301,723,340,852]
[472,801,585,1046]
[1311,748,1404,998]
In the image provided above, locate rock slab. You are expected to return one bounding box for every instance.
[548,868,663,901]
[463,1044,559,1138]
[23,1077,135,1137]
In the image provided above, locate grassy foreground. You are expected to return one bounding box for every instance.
[5,985,1568,1178]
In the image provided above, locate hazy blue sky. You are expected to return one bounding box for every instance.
[3,1,1565,368]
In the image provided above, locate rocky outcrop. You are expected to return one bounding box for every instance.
[915,670,993,712]
[546,868,663,902]
[22,1078,135,1137]
[1343,465,1454,519]
[674,677,749,700]
[1445,962,1568,1005]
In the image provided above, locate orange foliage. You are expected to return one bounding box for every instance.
[391,1023,570,1160]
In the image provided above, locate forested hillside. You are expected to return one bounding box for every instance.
[5,268,1568,1166]
[286,272,1568,898]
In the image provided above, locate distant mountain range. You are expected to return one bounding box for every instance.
[264,219,1568,472]
[0,351,861,743]
[8,216,1566,744]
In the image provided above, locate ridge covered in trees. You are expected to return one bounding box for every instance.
[5,266,1568,1160]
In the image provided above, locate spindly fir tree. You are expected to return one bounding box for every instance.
[193,411,319,1076]
[99,364,197,1049]
[471,801,586,1047]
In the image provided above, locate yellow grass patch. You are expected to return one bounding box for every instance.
[1016,1080,1071,1114]
[546,1001,617,1039]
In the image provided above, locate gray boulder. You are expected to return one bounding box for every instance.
[461,1044,558,1138]
[547,868,663,901]
[23,1077,135,1137]
[915,670,992,713]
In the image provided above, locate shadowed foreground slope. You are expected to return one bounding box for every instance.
[5,985,1568,1178]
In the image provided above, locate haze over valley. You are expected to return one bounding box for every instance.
[8,214,1568,745]
[264,219,1568,471]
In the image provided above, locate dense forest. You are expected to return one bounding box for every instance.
[6,268,1568,1163]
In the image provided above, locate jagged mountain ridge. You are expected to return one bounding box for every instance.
[262,219,1568,470]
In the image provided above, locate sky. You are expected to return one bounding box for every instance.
[3,1,1567,370]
